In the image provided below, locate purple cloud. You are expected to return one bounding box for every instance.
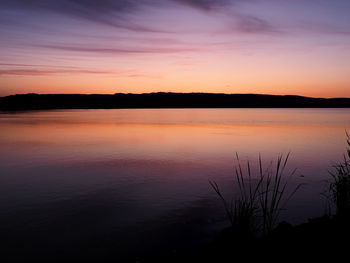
[0,0,170,33]
[174,0,232,11]
[234,14,280,34]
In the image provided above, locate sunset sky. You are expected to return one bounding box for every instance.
[0,0,350,97]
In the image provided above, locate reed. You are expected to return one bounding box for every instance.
[210,153,300,236]
[328,132,350,218]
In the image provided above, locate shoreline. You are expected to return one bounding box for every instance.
[137,214,349,262]
[1,93,350,111]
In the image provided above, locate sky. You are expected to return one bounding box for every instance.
[0,0,350,97]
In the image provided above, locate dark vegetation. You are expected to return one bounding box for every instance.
[210,153,301,237]
[328,132,350,218]
[208,134,350,260]
[1,92,350,111]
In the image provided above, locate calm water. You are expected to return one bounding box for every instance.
[1,108,350,261]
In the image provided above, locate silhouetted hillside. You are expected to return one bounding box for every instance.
[0,93,350,111]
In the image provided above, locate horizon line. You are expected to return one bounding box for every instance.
[2,92,350,100]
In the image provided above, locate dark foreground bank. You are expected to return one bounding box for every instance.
[1,93,350,110]
[2,215,347,262]
[139,215,350,262]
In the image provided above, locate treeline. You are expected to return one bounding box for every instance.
[1,92,350,110]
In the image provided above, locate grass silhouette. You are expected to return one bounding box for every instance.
[210,152,301,236]
[328,132,350,218]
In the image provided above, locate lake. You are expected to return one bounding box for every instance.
[0,108,349,261]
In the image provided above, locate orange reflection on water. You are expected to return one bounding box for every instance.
[1,109,349,171]
[0,108,350,232]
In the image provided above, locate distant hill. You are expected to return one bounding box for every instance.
[0,93,350,110]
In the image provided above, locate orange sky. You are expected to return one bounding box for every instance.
[1,0,350,97]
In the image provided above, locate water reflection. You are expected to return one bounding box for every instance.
[0,109,349,261]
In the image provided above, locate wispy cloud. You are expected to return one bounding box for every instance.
[174,0,233,11]
[0,63,79,69]
[0,64,162,78]
[233,14,280,34]
[297,22,350,36]
[38,44,200,55]
[1,0,281,37]
[0,69,114,76]
[1,0,170,33]
[173,0,280,34]
[2,0,349,37]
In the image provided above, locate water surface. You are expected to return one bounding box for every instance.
[1,108,349,261]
